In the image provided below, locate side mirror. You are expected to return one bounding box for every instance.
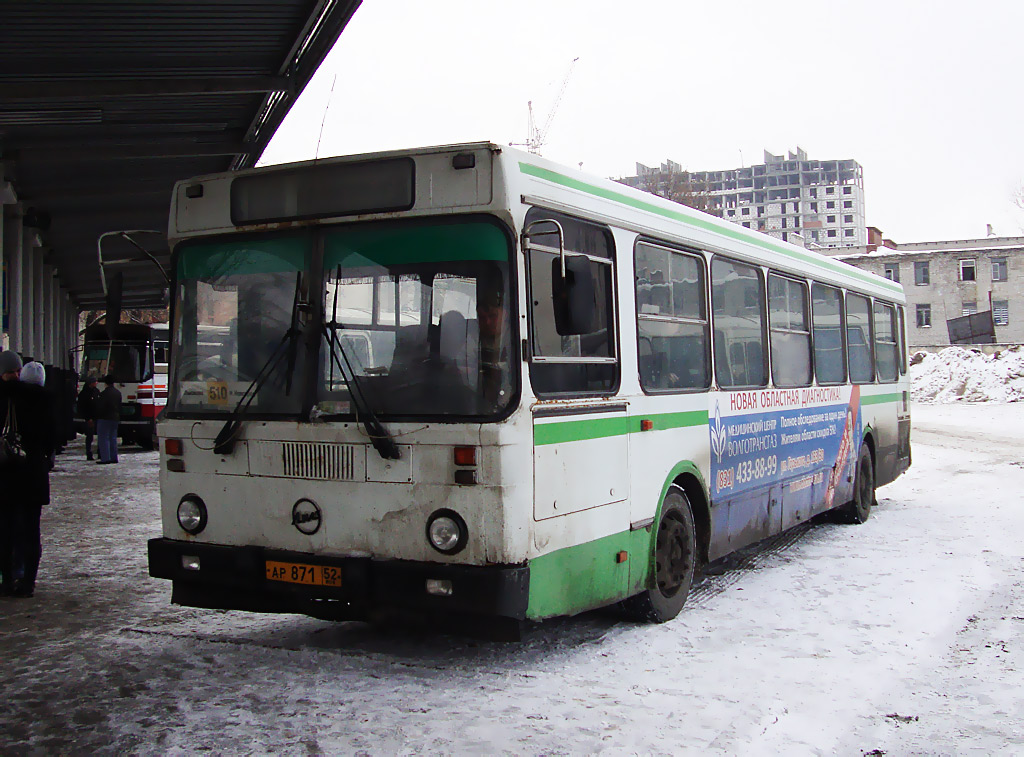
[552,255,598,335]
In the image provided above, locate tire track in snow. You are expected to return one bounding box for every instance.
[688,521,815,607]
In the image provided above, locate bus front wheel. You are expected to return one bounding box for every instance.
[838,444,874,524]
[623,485,696,623]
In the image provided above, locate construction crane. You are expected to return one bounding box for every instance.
[513,57,579,154]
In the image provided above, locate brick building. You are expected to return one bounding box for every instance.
[833,231,1024,347]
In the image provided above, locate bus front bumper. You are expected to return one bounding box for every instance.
[148,538,530,623]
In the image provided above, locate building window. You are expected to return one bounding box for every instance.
[962,301,977,316]
[992,258,1008,282]
[843,186,852,195]
[914,261,930,286]
[994,300,1009,326]
[743,222,751,228]
[884,263,900,282]
[808,189,817,198]
[728,209,735,217]
[741,207,750,216]
[826,187,835,195]
[810,202,818,212]
[827,215,836,223]
[844,229,855,237]
[916,304,931,328]
[960,259,976,281]
[843,200,853,209]
[843,215,853,223]
[826,201,835,209]
[827,230,837,238]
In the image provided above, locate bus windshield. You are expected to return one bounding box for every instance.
[168,234,310,415]
[167,219,513,419]
[320,219,514,418]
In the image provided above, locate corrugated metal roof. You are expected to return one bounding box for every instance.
[0,0,362,309]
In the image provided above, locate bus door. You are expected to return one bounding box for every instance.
[523,212,624,522]
[532,404,629,520]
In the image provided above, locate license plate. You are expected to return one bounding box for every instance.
[265,560,343,588]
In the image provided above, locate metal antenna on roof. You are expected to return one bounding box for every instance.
[315,74,338,161]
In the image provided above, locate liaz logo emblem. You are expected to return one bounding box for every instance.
[291,499,322,535]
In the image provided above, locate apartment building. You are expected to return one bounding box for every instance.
[618,148,866,248]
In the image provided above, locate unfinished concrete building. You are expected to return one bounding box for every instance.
[618,148,866,248]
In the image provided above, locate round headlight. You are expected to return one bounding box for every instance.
[177,495,207,535]
[426,509,468,555]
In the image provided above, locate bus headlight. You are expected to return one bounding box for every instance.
[426,509,468,555]
[177,495,208,535]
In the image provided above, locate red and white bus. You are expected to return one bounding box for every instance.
[78,322,168,449]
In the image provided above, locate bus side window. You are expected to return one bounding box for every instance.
[897,305,908,375]
[525,208,618,396]
[711,257,767,389]
[634,241,710,392]
[811,282,847,384]
[846,292,874,384]
[874,302,899,383]
[767,273,812,388]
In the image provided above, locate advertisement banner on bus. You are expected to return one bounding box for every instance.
[709,386,862,505]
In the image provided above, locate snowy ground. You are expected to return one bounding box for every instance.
[2,403,1023,755]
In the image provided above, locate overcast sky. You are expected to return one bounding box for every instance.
[261,0,1024,243]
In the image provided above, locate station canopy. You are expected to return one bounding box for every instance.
[0,0,362,310]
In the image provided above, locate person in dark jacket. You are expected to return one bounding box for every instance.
[95,374,122,464]
[0,351,56,598]
[77,374,100,460]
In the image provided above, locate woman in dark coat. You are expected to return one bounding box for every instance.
[0,354,56,598]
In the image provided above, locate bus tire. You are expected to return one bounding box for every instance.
[838,444,874,524]
[622,485,696,623]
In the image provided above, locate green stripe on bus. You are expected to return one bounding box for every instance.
[526,527,646,619]
[534,415,631,445]
[534,410,707,446]
[861,392,902,406]
[518,162,903,296]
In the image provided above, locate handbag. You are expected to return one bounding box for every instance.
[0,398,26,467]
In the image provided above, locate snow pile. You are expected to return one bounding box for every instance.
[910,345,1024,403]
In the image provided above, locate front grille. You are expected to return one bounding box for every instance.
[281,442,357,480]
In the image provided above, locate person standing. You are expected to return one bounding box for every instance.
[0,352,56,598]
[0,349,23,596]
[77,374,100,460]
[95,374,122,464]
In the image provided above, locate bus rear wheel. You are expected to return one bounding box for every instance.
[622,485,696,623]
[838,444,874,524]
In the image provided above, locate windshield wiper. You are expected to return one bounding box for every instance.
[323,268,400,460]
[213,273,303,455]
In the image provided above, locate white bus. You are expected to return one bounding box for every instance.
[148,143,911,636]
